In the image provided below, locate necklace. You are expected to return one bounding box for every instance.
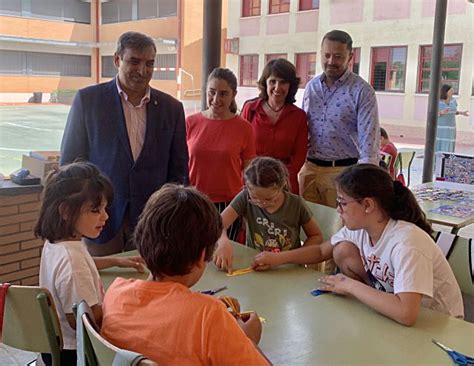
[266,101,285,113]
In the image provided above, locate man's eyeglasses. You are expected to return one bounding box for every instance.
[336,197,361,211]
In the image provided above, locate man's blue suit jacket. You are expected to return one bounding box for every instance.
[60,79,189,244]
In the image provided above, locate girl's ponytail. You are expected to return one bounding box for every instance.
[391,181,432,235]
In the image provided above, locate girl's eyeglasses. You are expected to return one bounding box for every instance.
[247,190,281,207]
[336,197,361,211]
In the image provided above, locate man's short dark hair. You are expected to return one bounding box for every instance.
[380,127,389,139]
[322,30,353,52]
[115,31,156,57]
[133,184,223,279]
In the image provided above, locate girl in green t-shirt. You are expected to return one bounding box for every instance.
[214,157,323,273]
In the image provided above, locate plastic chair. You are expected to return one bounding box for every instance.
[2,286,63,366]
[434,232,474,296]
[381,153,392,168]
[301,201,341,273]
[394,151,416,186]
[76,301,157,366]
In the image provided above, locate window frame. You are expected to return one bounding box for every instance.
[417,43,463,94]
[350,47,361,75]
[242,0,261,17]
[269,0,290,15]
[370,46,408,93]
[298,0,320,11]
[265,53,288,64]
[239,54,259,87]
[295,52,316,88]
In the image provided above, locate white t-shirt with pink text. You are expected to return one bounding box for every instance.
[331,219,464,318]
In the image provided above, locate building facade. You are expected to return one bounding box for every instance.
[0,0,227,104]
[225,0,474,144]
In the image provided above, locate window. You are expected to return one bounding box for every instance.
[265,53,287,63]
[0,0,21,16]
[0,50,91,77]
[101,54,177,80]
[154,54,176,80]
[240,55,259,86]
[370,46,407,92]
[295,53,316,87]
[269,0,290,14]
[0,0,90,23]
[102,0,132,24]
[101,56,116,78]
[138,0,177,20]
[103,0,176,23]
[351,47,360,75]
[299,0,320,11]
[242,0,260,17]
[418,44,462,93]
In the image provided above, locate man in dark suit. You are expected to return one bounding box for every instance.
[60,31,188,255]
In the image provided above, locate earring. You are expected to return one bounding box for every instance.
[365,209,369,213]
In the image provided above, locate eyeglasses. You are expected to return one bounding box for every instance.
[336,197,361,211]
[247,189,281,207]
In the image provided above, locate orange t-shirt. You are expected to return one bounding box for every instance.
[186,113,256,202]
[101,278,269,366]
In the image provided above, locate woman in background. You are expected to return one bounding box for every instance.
[435,84,469,153]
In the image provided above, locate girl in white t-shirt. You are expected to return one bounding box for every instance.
[35,162,145,366]
[214,156,323,273]
[300,164,463,325]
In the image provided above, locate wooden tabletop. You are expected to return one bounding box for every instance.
[100,243,474,365]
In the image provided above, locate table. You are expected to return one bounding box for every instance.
[413,181,474,234]
[100,244,474,365]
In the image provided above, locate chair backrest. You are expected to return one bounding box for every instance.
[381,153,392,167]
[2,285,62,366]
[434,232,474,295]
[77,301,157,366]
[302,201,341,241]
[394,151,416,186]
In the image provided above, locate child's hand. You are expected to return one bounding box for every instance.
[219,296,241,314]
[318,274,354,296]
[115,256,146,273]
[213,239,234,273]
[252,251,281,271]
[238,312,262,344]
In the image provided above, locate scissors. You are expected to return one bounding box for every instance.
[432,339,474,365]
[200,285,227,295]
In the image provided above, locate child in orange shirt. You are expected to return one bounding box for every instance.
[101,184,269,365]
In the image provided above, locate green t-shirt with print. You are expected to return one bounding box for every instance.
[230,189,312,252]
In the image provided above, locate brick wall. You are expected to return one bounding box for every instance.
[0,185,43,285]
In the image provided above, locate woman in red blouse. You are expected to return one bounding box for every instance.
[186,68,256,240]
[241,58,308,194]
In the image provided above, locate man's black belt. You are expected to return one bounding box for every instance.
[307,157,358,167]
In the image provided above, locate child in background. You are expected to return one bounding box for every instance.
[101,184,269,365]
[380,127,398,179]
[35,162,144,366]
[301,164,463,325]
[214,157,323,273]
